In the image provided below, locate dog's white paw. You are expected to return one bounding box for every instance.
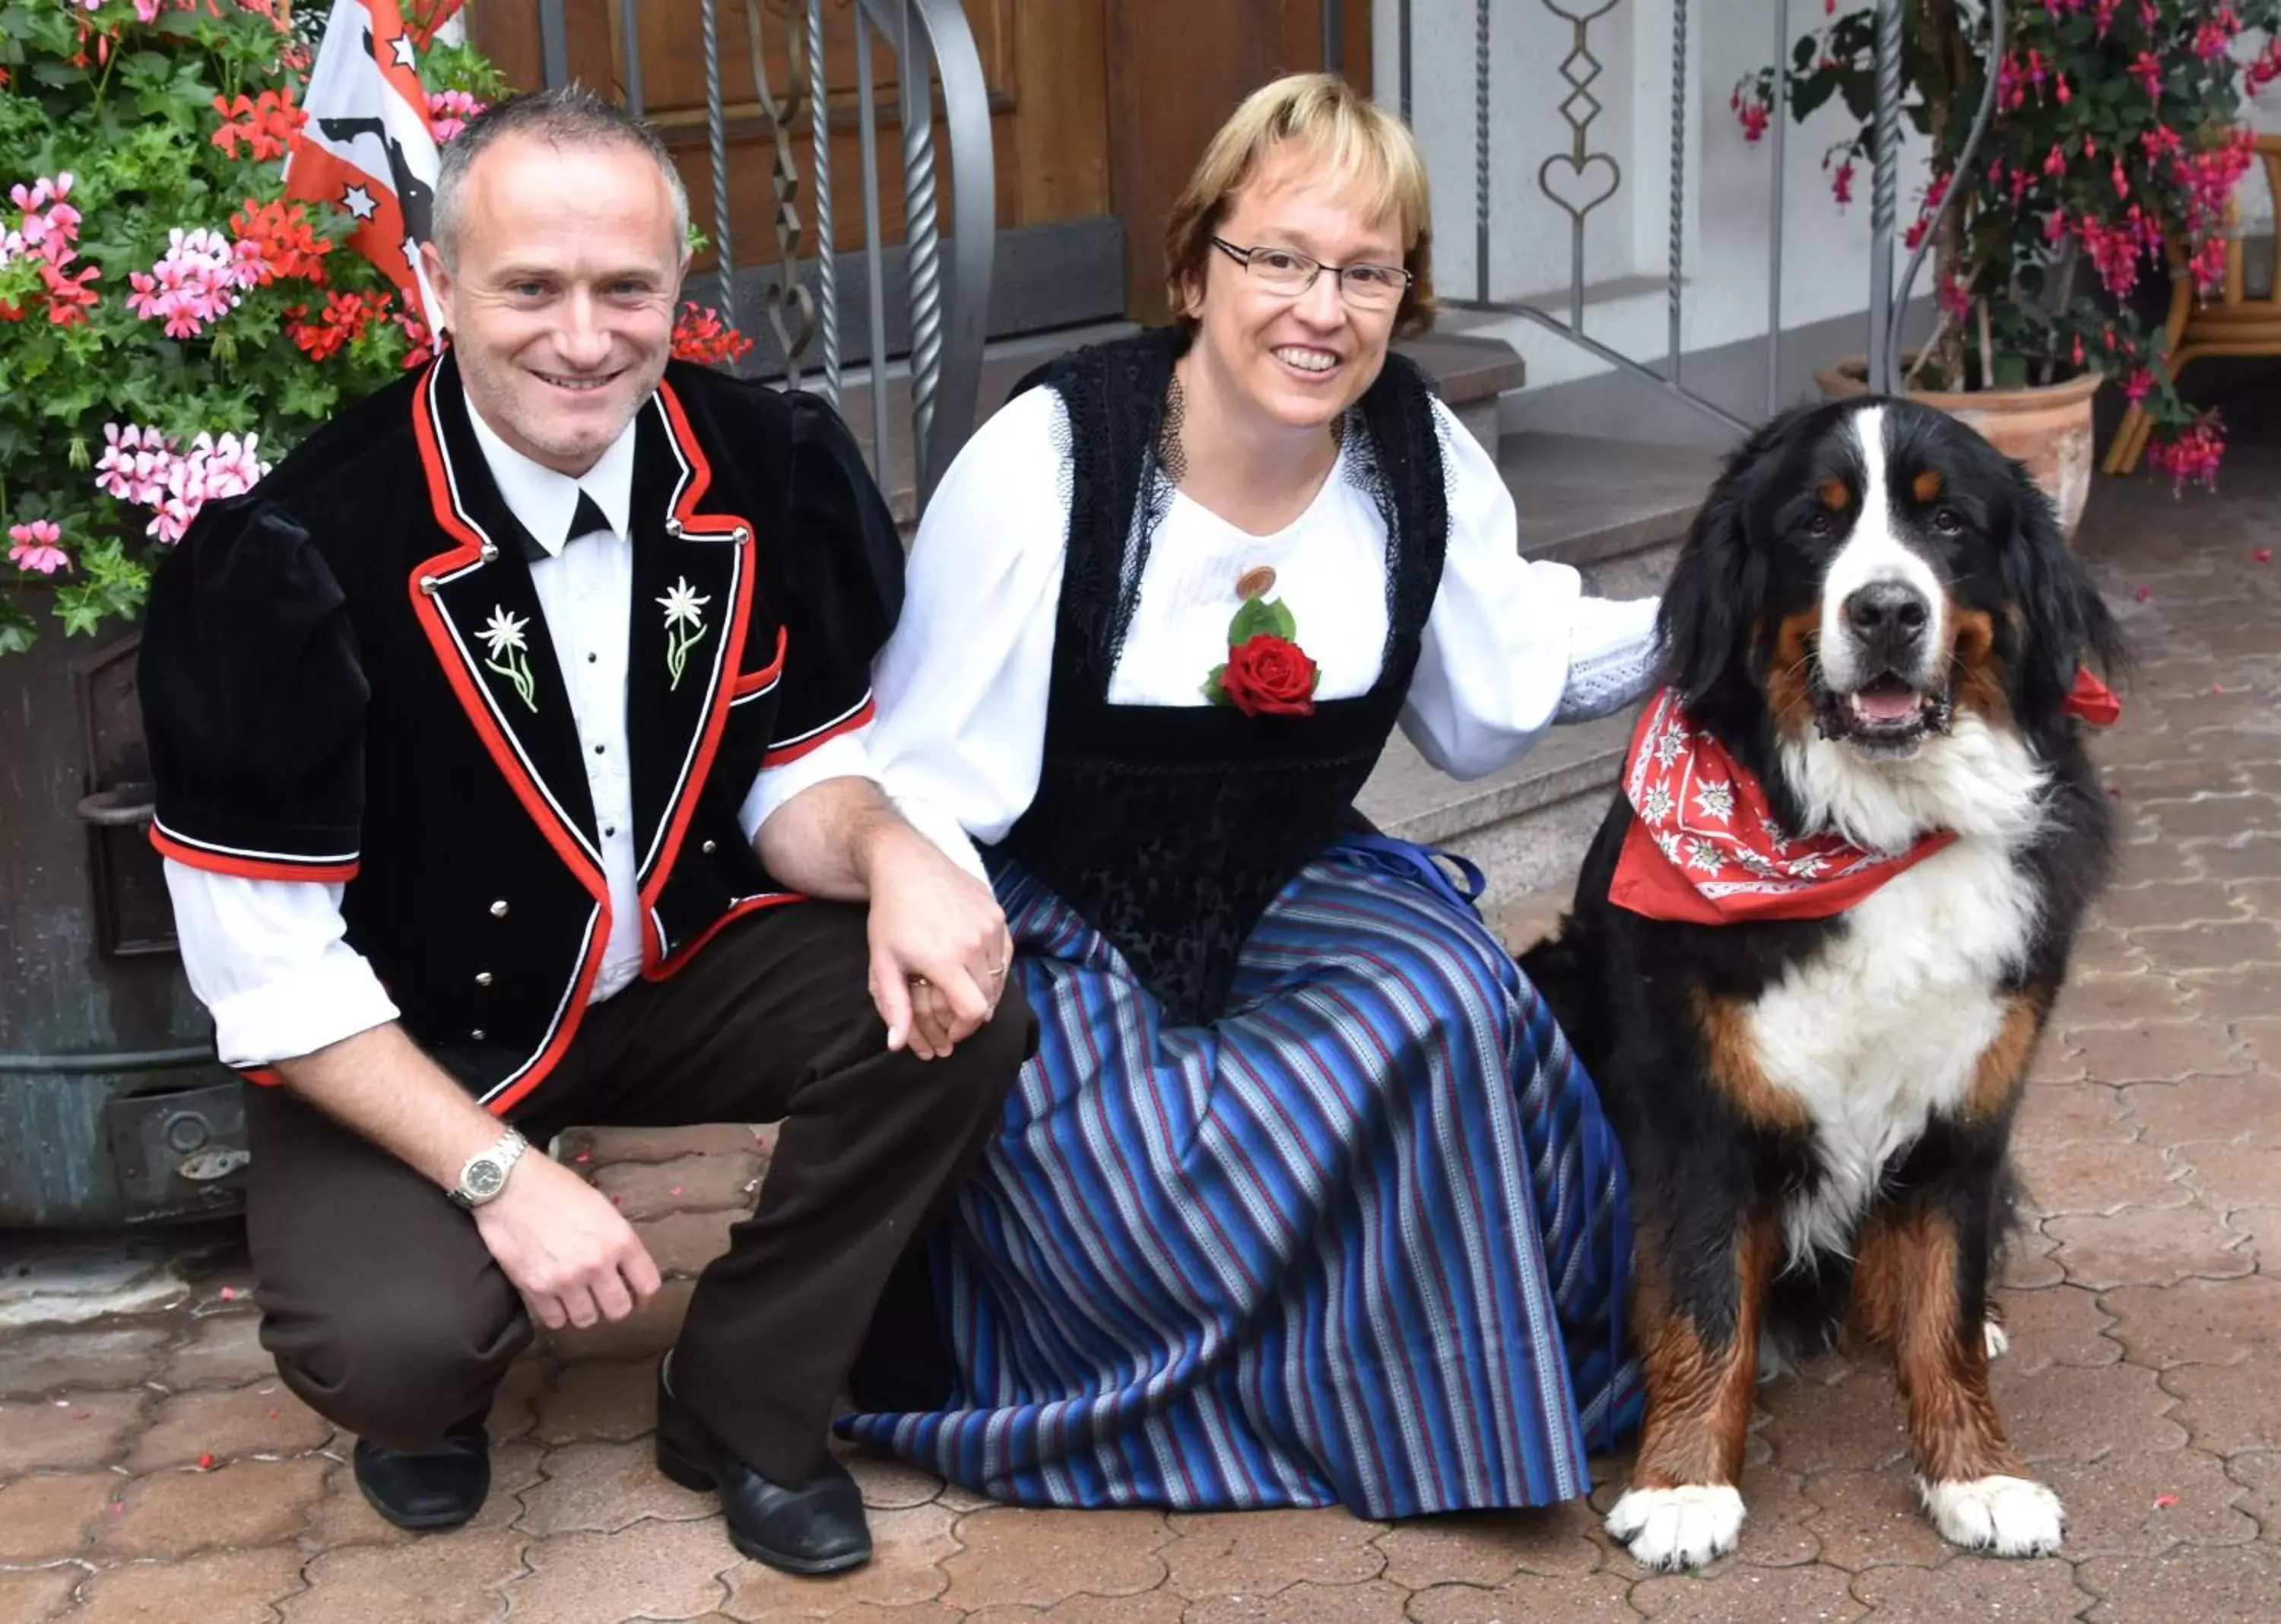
[1918,1474,2065,1557]
[1984,1318,2010,1361]
[1606,1483,1746,1572]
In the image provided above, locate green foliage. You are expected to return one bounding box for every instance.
[1742,1,2281,483]
[1228,594,1298,647]
[0,0,500,655]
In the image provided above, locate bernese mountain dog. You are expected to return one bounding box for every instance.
[1521,395,2124,1572]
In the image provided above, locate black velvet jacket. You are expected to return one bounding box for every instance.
[140,352,901,1113]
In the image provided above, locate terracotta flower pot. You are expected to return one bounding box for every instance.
[1814,356,2103,540]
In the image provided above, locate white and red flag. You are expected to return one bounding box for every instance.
[282,0,442,324]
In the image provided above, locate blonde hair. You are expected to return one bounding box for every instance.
[1163,73,1436,338]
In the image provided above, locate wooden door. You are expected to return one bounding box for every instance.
[469,0,1115,315]
[1104,0,1372,323]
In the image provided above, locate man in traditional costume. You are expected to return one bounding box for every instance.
[138,87,1026,1576]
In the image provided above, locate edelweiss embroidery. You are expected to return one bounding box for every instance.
[479,606,538,712]
[658,577,711,690]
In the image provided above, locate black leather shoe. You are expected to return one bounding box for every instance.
[654,1357,871,1574]
[352,1414,490,1531]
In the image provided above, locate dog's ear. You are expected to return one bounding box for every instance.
[1999,459,2128,726]
[1658,442,1765,706]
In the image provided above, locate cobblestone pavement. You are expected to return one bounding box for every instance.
[4,447,2279,1621]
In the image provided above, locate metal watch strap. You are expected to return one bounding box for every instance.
[449,1126,529,1209]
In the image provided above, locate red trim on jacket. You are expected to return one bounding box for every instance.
[481,902,613,1117]
[408,362,614,1112]
[643,892,806,982]
[763,696,877,767]
[733,624,789,696]
[638,379,762,967]
[148,827,360,884]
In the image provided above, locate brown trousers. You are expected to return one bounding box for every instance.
[242,900,1027,1485]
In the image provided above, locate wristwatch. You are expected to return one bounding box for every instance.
[448,1127,530,1209]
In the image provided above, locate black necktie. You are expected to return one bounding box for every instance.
[566,489,611,548]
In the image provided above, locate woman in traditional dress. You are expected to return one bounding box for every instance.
[839,73,1661,1518]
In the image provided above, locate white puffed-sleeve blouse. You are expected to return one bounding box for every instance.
[871,385,1661,879]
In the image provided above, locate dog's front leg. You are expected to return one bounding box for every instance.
[1854,1199,2065,1558]
[1605,1208,1781,1572]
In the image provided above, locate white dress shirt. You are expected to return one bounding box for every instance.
[868,388,1663,859]
[165,389,877,1067]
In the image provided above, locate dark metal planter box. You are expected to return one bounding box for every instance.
[2,596,247,1228]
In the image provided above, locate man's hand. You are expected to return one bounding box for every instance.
[272,1023,662,1330]
[753,776,1012,1059]
[861,821,1011,1059]
[471,1152,663,1330]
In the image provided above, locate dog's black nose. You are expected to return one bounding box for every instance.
[1843,581,1930,655]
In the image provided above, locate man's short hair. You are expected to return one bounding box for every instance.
[430,84,692,268]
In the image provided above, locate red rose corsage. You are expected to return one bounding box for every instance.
[1204,591,1320,717]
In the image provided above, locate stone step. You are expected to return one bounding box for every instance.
[1354,431,1718,904]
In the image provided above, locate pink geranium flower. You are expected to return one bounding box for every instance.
[126,227,261,340]
[148,431,271,544]
[427,89,488,144]
[94,423,177,507]
[8,519,71,575]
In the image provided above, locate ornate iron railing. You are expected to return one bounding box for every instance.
[537,0,995,510]
[1396,0,2001,430]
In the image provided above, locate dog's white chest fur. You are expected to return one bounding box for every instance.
[1756,725,2048,1263]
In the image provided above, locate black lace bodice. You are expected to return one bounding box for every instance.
[991,328,1451,1024]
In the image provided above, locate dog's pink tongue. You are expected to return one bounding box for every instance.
[1852,685,1920,723]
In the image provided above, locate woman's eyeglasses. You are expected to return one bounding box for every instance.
[1209,237,1412,310]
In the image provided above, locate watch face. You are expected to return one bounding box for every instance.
[466,1159,506,1197]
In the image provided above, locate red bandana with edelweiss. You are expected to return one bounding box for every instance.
[1609,674,2121,924]
[1607,690,1956,924]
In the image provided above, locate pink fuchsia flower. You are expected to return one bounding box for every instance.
[126,227,260,339]
[2193,9,2242,62]
[2146,416,2226,494]
[8,519,71,575]
[2251,40,2281,93]
[94,423,177,507]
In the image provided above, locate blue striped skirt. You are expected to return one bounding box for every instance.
[836,833,1640,1517]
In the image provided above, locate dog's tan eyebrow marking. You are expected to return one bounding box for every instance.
[1817,477,1851,511]
[1912,468,1944,504]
